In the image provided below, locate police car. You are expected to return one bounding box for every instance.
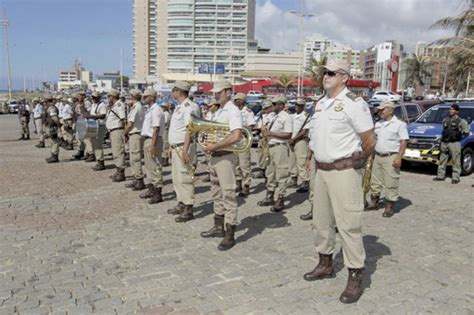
[403,103,474,175]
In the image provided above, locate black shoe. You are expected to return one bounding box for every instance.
[200,215,225,238]
[35,142,45,148]
[433,177,445,181]
[218,224,236,251]
[451,179,460,184]
[148,187,163,204]
[45,154,59,163]
[270,196,285,213]
[73,151,84,160]
[125,179,137,189]
[296,181,309,193]
[132,178,146,191]
[300,210,313,221]
[175,205,194,223]
[92,160,106,171]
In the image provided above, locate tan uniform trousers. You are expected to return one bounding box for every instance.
[256,139,267,169]
[209,153,239,225]
[143,137,163,188]
[265,144,289,197]
[91,125,107,161]
[162,128,169,160]
[57,119,63,140]
[171,145,195,206]
[128,133,144,179]
[45,126,59,155]
[35,118,44,142]
[370,154,401,202]
[110,129,125,169]
[62,120,74,143]
[312,168,366,269]
[235,149,252,186]
[20,119,29,137]
[289,140,310,181]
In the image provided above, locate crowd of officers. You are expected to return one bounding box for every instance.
[19,59,467,305]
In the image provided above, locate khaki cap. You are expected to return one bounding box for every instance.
[91,91,101,98]
[323,59,350,74]
[211,80,232,93]
[78,90,86,95]
[33,97,39,102]
[44,94,53,100]
[129,89,142,98]
[173,81,191,92]
[107,89,120,97]
[143,88,157,98]
[377,101,396,110]
[262,100,273,109]
[295,98,306,106]
[71,93,80,99]
[272,95,287,104]
[234,93,246,101]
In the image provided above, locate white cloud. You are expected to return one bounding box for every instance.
[255,0,463,53]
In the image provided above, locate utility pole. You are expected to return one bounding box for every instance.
[1,9,12,100]
[120,48,123,91]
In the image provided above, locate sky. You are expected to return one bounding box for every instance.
[0,0,465,90]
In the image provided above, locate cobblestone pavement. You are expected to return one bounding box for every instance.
[0,115,473,315]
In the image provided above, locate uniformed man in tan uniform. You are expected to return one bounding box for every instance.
[85,91,108,171]
[257,95,293,213]
[61,97,75,151]
[43,94,61,163]
[105,89,127,182]
[234,93,256,197]
[366,101,408,217]
[253,100,275,178]
[288,98,311,193]
[303,60,376,304]
[194,80,243,251]
[33,98,46,148]
[168,81,200,221]
[139,88,166,204]
[124,89,146,190]
[161,103,171,167]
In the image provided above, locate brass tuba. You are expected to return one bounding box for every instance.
[187,114,253,153]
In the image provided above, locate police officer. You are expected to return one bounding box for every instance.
[234,93,256,197]
[124,89,146,190]
[366,101,408,217]
[253,100,275,178]
[139,88,166,204]
[161,103,172,167]
[433,104,470,184]
[105,89,127,182]
[18,100,31,140]
[43,94,62,163]
[33,98,46,148]
[288,98,311,193]
[85,91,108,171]
[196,80,243,251]
[168,81,200,221]
[61,97,75,151]
[257,95,293,213]
[55,96,65,147]
[303,60,375,304]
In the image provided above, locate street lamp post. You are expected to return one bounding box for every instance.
[290,1,314,98]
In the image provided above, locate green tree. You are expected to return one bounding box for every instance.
[402,53,432,95]
[431,1,474,96]
[274,74,295,94]
[306,56,327,93]
[114,76,129,89]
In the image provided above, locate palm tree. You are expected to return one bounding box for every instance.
[306,56,327,93]
[274,74,295,94]
[431,1,474,96]
[403,53,432,95]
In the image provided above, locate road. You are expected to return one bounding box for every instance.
[0,114,472,314]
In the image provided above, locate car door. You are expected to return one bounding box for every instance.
[405,104,421,123]
[393,106,405,122]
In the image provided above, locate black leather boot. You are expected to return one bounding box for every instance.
[270,195,285,212]
[365,195,380,210]
[383,201,395,217]
[218,224,236,251]
[168,202,185,215]
[139,184,154,199]
[111,168,125,182]
[235,180,242,194]
[73,150,84,160]
[45,154,59,164]
[85,154,96,163]
[257,191,275,206]
[303,253,335,281]
[288,176,298,188]
[125,179,137,188]
[132,178,146,191]
[36,141,45,148]
[296,181,310,193]
[339,268,364,304]
[300,210,313,221]
[92,160,106,171]
[148,187,163,204]
[200,215,225,238]
[175,205,194,222]
[239,185,250,197]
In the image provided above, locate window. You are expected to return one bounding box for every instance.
[393,107,403,120]
[405,105,420,123]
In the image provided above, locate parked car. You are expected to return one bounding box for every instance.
[7,99,19,114]
[247,90,264,98]
[373,102,431,124]
[372,91,402,102]
[403,103,474,175]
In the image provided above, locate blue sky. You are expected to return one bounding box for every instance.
[0,0,459,90]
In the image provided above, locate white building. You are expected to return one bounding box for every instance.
[132,0,257,85]
[244,51,301,77]
[57,62,93,91]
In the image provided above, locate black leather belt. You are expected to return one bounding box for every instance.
[212,151,232,157]
[170,143,184,149]
[376,152,397,157]
[269,143,286,148]
[109,127,124,132]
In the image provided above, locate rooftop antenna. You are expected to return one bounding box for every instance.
[1,8,12,100]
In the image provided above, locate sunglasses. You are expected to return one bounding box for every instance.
[323,70,344,77]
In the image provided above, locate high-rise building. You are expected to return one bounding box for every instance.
[303,34,332,68]
[415,41,450,91]
[132,0,257,85]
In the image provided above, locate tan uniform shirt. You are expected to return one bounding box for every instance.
[268,110,293,145]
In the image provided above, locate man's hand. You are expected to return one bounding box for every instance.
[182,150,191,164]
[261,127,270,137]
[202,143,218,155]
[288,138,295,146]
[393,157,402,169]
[305,159,312,172]
[149,146,157,159]
[168,147,172,160]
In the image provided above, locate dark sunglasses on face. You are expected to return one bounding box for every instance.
[323,70,341,77]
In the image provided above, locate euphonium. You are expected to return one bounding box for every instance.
[187,114,253,153]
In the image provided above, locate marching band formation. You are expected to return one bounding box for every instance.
[19,60,411,304]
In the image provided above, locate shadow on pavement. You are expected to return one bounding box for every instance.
[193,200,214,219]
[285,191,309,211]
[236,212,290,243]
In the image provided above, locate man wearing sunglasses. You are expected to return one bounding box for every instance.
[303,59,376,304]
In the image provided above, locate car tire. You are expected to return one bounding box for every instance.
[461,147,473,176]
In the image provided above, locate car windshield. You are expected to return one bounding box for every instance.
[416,107,474,124]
